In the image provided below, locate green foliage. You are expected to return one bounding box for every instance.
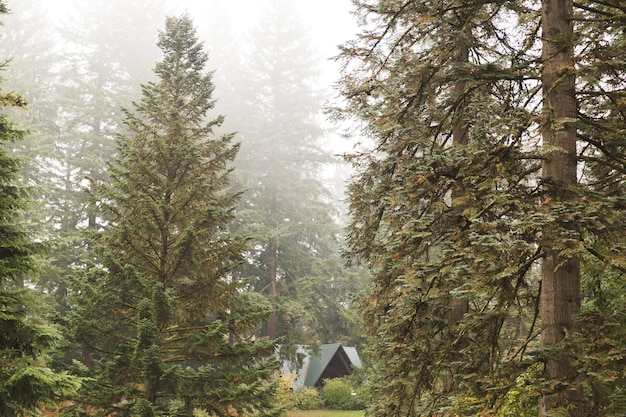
[573,252,626,416]
[322,378,365,411]
[496,364,541,417]
[337,0,626,416]
[0,291,80,415]
[296,388,326,411]
[64,15,280,417]
[322,379,351,410]
[286,411,364,417]
[278,384,325,411]
[0,4,80,413]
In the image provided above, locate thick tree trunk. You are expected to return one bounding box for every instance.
[540,0,582,415]
[450,43,469,327]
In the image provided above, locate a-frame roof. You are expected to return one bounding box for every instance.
[303,343,361,388]
[280,343,363,390]
[343,346,362,368]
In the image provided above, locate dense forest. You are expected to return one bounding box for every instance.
[0,0,625,417]
[0,0,361,415]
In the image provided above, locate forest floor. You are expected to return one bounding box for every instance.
[286,411,364,417]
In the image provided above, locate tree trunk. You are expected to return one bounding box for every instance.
[266,237,278,340]
[450,43,469,327]
[540,0,582,415]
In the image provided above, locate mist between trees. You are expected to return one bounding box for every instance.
[1,1,625,417]
[0,0,362,415]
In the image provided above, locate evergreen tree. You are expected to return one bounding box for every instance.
[56,0,166,229]
[0,2,77,414]
[0,0,75,314]
[67,15,279,417]
[0,0,169,317]
[539,1,582,415]
[229,0,352,345]
[570,1,626,415]
[337,0,626,416]
[197,0,246,138]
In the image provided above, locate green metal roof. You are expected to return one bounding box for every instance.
[343,346,363,369]
[303,343,342,387]
[280,343,363,390]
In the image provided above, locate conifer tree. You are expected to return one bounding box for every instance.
[539,1,582,415]
[219,0,353,346]
[67,15,279,417]
[0,0,74,314]
[338,0,626,416]
[57,0,166,229]
[0,0,169,317]
[568,1,626,415]
[0,2,77,414]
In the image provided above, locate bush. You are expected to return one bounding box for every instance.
[293,387,325,410]
[277,373,324,410]
[322,378,365,410]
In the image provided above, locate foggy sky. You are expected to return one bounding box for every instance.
[169,0,358,85]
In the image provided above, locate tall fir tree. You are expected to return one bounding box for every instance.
[0,2,78,414]
[539,0,582,415]
[337,0,626,416]
[0,0,170,318]
[33,0,168,317]
[0,0,75,314]
[229,0,352,346]
[57,0,165,229]
[66,15,279,417]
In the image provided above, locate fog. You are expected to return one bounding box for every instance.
[170,0,357,71]
[1,0,361,226]
[42,0,357,95]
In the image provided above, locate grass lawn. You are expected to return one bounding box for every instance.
[286,411,365,417]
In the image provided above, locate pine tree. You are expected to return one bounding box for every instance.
[0,2,78,414]
[230,0,350,345]
[67,15,279,417]
[337,0,626,416]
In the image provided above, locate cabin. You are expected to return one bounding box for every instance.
[280,343,363,391]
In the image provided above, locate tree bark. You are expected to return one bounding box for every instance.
[450,42,469,327]
[266,237,278,340]
[540,0,582,415]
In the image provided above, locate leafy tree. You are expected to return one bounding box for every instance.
[0,2,77,414]
[66,15,279,417]
[337,0,626,416]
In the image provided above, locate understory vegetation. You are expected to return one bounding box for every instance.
[278,377,366,412]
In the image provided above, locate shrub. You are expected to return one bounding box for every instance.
[294,387,325,410]
[277,372,324,410]
[322,378,365,410]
